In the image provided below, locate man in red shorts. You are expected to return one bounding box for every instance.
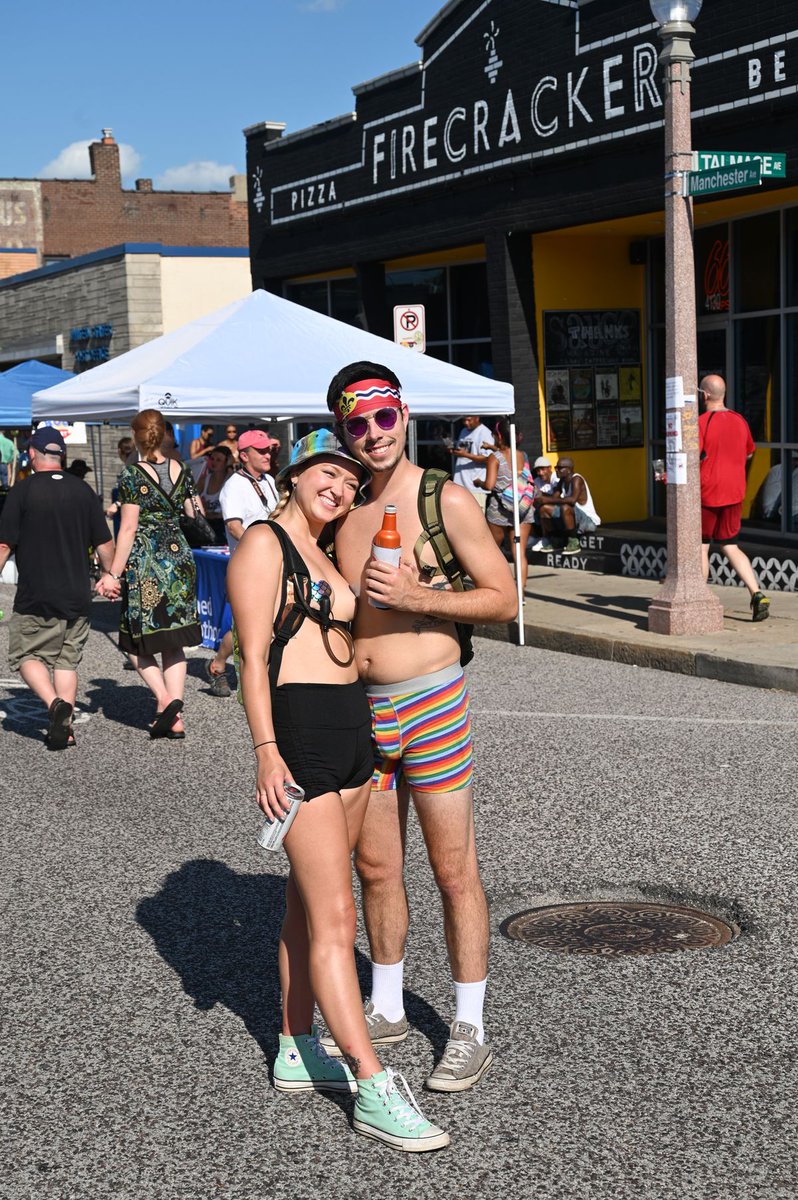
[698,374,770,621]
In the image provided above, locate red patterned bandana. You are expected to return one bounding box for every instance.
[334,378,402,422]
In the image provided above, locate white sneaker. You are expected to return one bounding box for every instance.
[531,539,553,552]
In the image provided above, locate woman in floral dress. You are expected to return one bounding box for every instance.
[98,409,202,738]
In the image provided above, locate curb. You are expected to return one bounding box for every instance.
[475,621,798,694]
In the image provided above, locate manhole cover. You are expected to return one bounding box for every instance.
[500,901,736,956]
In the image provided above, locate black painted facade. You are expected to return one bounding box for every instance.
[246,0,798,542]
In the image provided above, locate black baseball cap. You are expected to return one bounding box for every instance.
[30,426,67,455]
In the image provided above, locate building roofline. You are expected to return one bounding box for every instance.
[352,61,422,96]
[0,243,249,288]
[265,112,356,150]
[415,0,465,45]
[242,120,287,137]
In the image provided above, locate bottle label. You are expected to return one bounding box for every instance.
[369,541,401,608]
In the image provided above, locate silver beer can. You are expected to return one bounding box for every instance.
[256,782,306,852]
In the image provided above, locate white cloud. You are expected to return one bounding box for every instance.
[298,0,346,11]
[39,140,142,181]
[155,161,239,191]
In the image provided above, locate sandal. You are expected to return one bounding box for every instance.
[149,699,184,739]
[46,698,73,751]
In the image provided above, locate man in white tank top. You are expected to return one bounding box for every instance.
[536,456,601,555]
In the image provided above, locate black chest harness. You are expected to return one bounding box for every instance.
[253,521,355,688]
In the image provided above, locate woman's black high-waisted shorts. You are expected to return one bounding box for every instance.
[271,681,374,802]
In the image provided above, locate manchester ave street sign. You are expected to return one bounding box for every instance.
[693,150,786,177]
[686,162,762,197]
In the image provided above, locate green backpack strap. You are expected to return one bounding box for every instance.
[415,468,465,592]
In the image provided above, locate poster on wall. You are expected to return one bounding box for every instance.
[543,310,643,450]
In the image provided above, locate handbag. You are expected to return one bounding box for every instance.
[178,490,216,548]
[495,455,536,520]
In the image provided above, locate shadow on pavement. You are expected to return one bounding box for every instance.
[525,589,650,629]
[85,676,154,731]
[136,859,450,1065]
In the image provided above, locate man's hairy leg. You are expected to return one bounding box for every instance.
[354,783,410,965]
[412,785,489,982]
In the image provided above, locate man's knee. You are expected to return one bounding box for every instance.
[354,840,404,891]
[432,854,482,902]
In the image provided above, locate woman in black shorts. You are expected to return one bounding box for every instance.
[228,430,447,1153]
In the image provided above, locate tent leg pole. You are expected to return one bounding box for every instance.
[509,422,525,647]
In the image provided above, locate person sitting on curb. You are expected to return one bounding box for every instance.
[529,455,558,553]
[534,456,600,555]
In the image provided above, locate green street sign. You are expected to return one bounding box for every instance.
[686,162,761,197]
[693,150,786,178]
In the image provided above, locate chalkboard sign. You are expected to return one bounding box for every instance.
[543,310,643,451]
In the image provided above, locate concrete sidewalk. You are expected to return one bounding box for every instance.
[478,565,798,693]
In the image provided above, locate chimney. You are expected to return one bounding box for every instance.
[89,129,121,189]
[135,178,153,192]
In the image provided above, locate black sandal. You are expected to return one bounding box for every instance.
[149,699,184,739]
[46,698,74,751]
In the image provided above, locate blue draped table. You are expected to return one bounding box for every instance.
[192,547,232,649]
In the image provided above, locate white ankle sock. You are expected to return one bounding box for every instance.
[453,977,487,1043]
[369,959,405,1022]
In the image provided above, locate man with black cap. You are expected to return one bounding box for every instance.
[0,426,114,749]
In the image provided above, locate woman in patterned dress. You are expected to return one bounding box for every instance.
[98,409,202,738]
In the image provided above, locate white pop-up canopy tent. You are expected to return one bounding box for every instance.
[32,288,513,422]
[33,287,525,639]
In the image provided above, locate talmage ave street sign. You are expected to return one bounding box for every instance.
[692,150,787,177]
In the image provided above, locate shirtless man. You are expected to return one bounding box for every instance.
[322,361,517,1092]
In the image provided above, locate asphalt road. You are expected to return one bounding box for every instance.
[2,586,796,1200]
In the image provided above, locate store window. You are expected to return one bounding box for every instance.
[787,313,798,443]
[285,279,328,315]
[787,208,798,308]
[735,316,780,443]
[695,224,730,315]
[283,277,364,328]
[735,212,780,314]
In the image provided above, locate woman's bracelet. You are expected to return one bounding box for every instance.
[253,740,277,751]
[105,570,121,580]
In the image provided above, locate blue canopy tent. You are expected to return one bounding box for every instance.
[0,360,73,426]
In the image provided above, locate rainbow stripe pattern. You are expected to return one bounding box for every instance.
[369,672,473,793]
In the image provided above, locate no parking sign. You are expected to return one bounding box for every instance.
[393,304,426,353]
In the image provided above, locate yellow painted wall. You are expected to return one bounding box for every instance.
[532,232,648,524]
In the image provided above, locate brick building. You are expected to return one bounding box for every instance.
[0,130,253,501]
[0,129,249,279]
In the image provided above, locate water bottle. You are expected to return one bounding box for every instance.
[256,782,306,852]
[369,505,401,609]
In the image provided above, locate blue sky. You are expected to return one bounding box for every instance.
[3,0,441,189]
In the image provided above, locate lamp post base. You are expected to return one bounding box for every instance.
[648,588,725,635]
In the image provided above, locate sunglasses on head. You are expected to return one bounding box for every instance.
[342,407,400,440]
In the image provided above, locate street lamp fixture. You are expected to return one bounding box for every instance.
[646,0,724,636]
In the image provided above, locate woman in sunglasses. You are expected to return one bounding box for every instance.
[227,429,448,1154]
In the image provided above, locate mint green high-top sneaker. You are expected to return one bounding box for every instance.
[273,1027,357,1094]
[353,1069,449,1152]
